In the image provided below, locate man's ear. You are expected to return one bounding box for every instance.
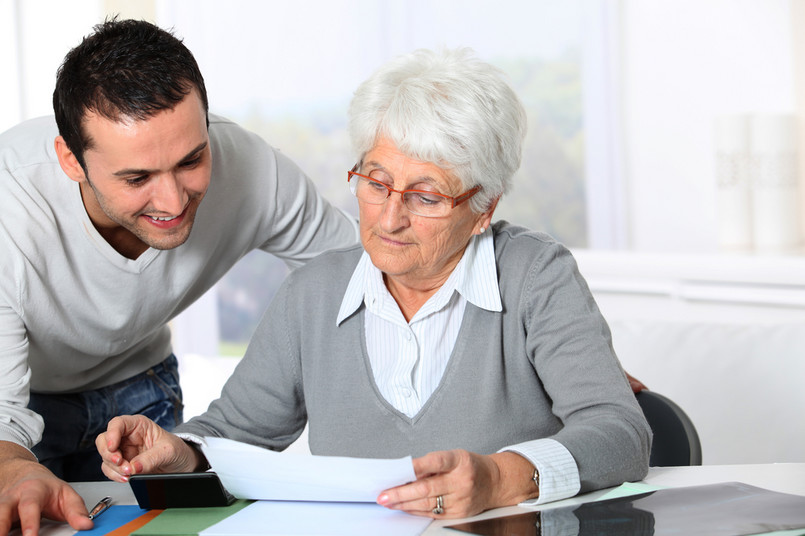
[54,136,86,183]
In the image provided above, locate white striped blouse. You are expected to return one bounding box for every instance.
[336,230,580,504]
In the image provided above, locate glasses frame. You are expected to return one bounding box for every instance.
[347,166,480,217]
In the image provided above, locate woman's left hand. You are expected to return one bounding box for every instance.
[377,449,535,519]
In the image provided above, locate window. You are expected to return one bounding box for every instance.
[8,2,796,359]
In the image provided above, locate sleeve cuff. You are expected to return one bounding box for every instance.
[500,438,581,505]
[174,433,211,471]
[174,432,207,447]
[0,432,38,461]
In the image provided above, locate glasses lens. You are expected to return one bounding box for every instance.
[350,174,388,204]
[403,192,450,217]
[348,172,455,218]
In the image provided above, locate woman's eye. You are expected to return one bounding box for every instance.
[367,179,388,191]
[413,192,443,205]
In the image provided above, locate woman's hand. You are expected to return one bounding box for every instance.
[95,415,204,482]
[377,450,537,519]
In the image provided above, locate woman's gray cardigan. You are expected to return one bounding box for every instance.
[176,222,651,493]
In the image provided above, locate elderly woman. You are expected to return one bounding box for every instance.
[98,48,651,519]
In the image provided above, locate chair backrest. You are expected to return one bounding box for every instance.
[635,390,702,466]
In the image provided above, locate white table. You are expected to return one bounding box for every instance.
[431,462,805,533]
[19,463,805,535]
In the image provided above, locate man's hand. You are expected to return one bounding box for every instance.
[96,415,203,481]
[0,441,93,536]
[626,372,647,393]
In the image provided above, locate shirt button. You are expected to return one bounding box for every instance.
[401,389,412,398]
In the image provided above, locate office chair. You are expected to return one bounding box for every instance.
[635,390,702,466]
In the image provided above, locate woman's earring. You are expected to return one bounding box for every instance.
[478,227,486,234]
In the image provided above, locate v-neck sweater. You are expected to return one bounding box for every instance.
[178,222,651,494]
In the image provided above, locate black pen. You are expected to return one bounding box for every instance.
[88,496,112,520]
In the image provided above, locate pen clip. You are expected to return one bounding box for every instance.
[88,496,112,520]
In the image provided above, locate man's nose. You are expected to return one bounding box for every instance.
[150,173,187,215]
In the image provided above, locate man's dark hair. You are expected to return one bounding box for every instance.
[53,18,209,172]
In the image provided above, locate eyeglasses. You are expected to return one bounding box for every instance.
[347,166,480,218]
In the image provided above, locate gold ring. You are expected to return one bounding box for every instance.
[432,495,444,515]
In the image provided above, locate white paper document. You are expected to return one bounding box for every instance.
[200,500,431,536]
[201,437,417,502]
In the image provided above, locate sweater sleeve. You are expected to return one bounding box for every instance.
[173,273,307,450]
[0,302,43,449]
[257,148,358,268]
[203,117,359,270]
[225,123,359,269]
[521,243,651,493]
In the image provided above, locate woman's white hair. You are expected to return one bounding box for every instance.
[348,47,527,213]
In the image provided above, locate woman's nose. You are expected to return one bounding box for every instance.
[379,191,410,231]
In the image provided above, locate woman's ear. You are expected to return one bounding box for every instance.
[54,136,86,183]
[477,197,500,235]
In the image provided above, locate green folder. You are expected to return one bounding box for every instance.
[133,500,253,536]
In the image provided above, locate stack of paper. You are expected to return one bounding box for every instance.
[200,501,431,536]
[200,436,417,502]
[197,437,430,536]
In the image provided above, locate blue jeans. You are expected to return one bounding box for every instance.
[28,354,184,482]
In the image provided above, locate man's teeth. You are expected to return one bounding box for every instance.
[149,215,178,221]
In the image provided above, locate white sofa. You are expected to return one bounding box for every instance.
[573,249,805,465]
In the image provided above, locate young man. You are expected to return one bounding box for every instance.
[0,18,356,534]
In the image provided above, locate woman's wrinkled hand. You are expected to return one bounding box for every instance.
[95,415,203,482]
[377,449,533,519]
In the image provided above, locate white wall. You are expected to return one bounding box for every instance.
[618,0,798,253]
[599,2,805,463]
[574,248,805,464]
[0,1,100,132]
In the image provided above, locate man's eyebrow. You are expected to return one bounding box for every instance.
[112,141,208,177]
